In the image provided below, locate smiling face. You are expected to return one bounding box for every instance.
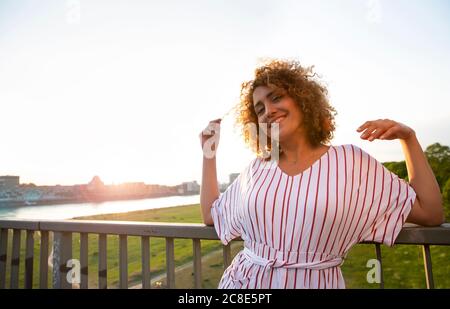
[252,85,305,143]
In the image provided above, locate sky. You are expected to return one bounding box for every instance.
[0,0,449,186]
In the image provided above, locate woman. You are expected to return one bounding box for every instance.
[199,59,444,289]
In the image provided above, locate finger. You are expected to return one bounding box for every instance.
[379,127,397,140]
[356,121,372,132]
[203,121,221,135]
[367,127,388,141]
[203,119,221,129]
[207,119,221,131]
[360,125,377,139]
[381,118,395,126]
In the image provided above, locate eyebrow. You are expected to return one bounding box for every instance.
[254,91,274,109]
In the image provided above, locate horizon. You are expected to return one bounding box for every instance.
[1,0,450,186]
[1,139,446,187]
[0,174,204,187]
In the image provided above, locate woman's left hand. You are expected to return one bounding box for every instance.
[357,119,415,142]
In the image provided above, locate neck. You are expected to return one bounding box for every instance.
[279,137,317,163]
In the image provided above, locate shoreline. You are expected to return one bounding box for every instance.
[71,203,200,220]
[0,193,198,208]
[0,194,201,220]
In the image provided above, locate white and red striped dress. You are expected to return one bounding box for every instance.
[210,144,416,289]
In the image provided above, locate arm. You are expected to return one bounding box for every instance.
[199,119,221,226]
[400,133,444,226]
[357,119,444,226]
[200,157,219,225]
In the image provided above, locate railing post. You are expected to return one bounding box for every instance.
[0,228,8,289]
[98,234,107,289]
[422,245,435,289]
[141,236,151,289]
[80,233,88,289]
[119,235,128,289]
[52,231,72,289]
[166,237,175,288]
[375,244,384,289]
[24,230,35,289]
[192,239,202,289]
[39,231,49,289]
[10,229,21,289]
[223,244,231,271]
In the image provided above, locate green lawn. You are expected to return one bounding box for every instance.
[3,204,223,288]
[3,204,449,288]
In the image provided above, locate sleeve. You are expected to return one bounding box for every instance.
[354,146,417,247]
[210,161,252,246]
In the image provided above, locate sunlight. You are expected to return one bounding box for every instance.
[0,0,449,186]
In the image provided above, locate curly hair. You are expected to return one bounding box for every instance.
[234,59,337,158]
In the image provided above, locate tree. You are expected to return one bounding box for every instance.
[424,143,450,189]
[425,143,450,161]
[382,142,450,221]
[383,161,408,180]
[443,178,450,221]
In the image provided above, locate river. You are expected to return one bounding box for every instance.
[0,195,201,219]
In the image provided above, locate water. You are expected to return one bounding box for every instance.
[0,195,200,220]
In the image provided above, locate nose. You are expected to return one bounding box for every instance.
[263,103,277,120]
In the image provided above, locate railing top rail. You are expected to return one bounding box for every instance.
[388,223,450,245]
[40,220,219,239]
[0,219,40,230]
[0,219,449,244]
[0,218,218,239]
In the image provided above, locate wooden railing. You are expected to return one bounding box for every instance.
[0,219,448,289]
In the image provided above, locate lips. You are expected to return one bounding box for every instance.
[269,116,286,125]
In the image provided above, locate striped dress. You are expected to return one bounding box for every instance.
[210,144,416,289]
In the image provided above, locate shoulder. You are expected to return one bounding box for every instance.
[326,144,362,161]
[244,156,277,175]
[247,156,272,171]
[230,157,272,189]
[330,144,381,168]
[331,144,372,157]
[331,144,363,153]
[237,157,265,179]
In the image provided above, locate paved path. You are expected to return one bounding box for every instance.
[129,243,241,289]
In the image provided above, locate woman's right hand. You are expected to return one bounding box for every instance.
[199,118,221,159]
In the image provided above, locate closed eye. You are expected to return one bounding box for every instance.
[256,106,265,115]
[254,93,283,116]
[272,95,282,102]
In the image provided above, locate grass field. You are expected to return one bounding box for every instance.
[3,204,223,288]
[3,204,449,288]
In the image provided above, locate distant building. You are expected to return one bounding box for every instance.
[87,176,105,192]
[219,182,229,192]
[0,176,20,189]
[229,173,239,185]
[179,181,200,195]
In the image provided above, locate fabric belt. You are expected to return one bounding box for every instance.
[242,247,343,270]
